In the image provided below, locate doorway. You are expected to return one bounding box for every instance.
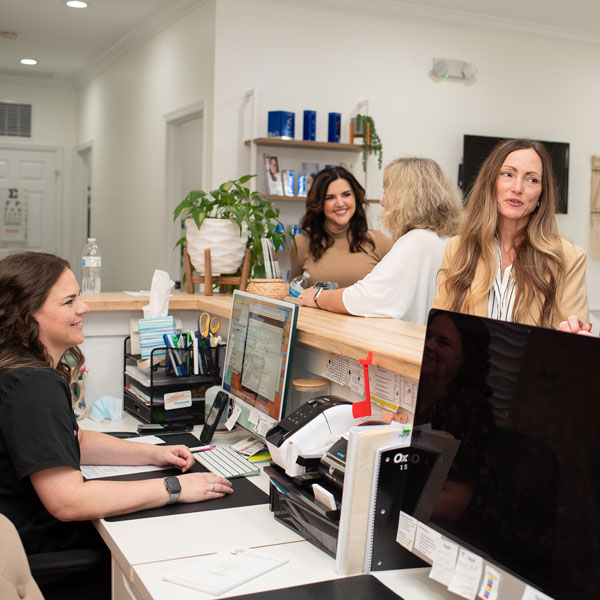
[164,101,205,285]
[0,145,61,260]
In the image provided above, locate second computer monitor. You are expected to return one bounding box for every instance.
[221,290,298,442]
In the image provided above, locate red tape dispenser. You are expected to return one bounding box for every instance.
[352,351,373,418]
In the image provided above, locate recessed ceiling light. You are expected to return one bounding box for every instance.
[20,59,38,66]
[66,1,88,8]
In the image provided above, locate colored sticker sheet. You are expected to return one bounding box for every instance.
[478,565,501,600]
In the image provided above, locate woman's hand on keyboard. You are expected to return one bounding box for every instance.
[178,473,233,502]
[151,444,195,472]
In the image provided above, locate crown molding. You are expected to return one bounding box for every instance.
[72,0,209,88]
[264,0,600,47]
[0,73,75,90]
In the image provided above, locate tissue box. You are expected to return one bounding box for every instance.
[268,111,295,139]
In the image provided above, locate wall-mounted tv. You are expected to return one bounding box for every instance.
[460,134,569,214]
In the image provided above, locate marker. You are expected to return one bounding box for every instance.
[189,445,214,452]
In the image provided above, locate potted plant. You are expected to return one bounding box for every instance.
[353,114,383,172]
[173,174,291,280]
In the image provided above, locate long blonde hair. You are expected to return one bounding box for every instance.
[380,157,462,240]
[440,138,565,327]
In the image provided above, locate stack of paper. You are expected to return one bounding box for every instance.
[163,546,288,596]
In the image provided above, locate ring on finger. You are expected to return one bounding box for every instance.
[212,482,216,492]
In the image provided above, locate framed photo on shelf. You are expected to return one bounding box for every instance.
[264,154,284,196]
[302,162,320,188]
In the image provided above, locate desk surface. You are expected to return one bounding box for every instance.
[84,292,426,379]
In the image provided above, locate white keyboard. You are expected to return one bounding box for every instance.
[193,445,260,479]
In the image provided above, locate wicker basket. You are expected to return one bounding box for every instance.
[246,278,289,300]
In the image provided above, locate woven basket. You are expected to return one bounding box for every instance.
[246,278,289,300]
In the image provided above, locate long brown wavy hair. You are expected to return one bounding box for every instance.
[440,138,565,327]
[0,252,84,383]
[300,166,374,260]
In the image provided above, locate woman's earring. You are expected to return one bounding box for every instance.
[536,200,541,209]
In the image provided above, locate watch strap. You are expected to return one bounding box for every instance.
[163,476,181,505]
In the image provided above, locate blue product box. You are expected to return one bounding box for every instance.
[303,110,316,141]
[328,112,341,143]
[268,111,295,139]
[297,174,307,197]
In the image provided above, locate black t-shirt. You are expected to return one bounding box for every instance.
[0,364,87,554]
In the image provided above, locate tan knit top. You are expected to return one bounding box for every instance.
[289,225,394,288]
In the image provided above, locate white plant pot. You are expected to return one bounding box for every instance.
[185,218,249,275]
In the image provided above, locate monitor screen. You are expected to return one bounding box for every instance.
[404,310,599,599]
[221,290,298,442]
[461,134,570,214]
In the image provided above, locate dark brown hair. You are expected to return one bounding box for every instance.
[0,252,84,382]
[300,166,374,260]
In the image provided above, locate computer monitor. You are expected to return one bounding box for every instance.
[220,290,298,442]
[400,310,599,599]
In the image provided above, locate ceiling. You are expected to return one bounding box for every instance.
[1,0,600,86]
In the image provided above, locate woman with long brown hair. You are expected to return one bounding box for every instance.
[299,158,462,323]
[432,138,588,328]
[0,252,232,594]
[289,166,393,288]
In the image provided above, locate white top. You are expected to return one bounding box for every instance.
[487,243,516,321]
[342,229,449,325]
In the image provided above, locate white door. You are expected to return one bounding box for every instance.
[0,146,60,259]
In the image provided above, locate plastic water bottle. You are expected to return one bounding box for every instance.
[82,238,101,294]
[289,271,309,298]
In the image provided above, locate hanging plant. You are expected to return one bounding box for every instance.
[355,114,383,172]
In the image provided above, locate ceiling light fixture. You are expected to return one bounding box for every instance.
[20,59,38,66]
[66,1,88,8]
[432,58,477,80]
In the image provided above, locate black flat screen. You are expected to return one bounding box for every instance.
[461,134,570,213]
[410,309,599,599]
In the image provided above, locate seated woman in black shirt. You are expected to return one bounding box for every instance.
[0,252,233,561]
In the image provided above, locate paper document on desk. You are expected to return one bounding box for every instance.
[163,546,288,596]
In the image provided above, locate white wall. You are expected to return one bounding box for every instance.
[77,0,216,292]
[0,78,78,265]
[212,0,600,307]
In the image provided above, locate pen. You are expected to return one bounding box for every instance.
[189,445,214,452]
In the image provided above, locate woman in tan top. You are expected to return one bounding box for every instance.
[432,138,588,328]
[289,166,393,288]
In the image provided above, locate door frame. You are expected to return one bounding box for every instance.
[0,142,63,256]
[164,100,206,282]
[72,141,93,281]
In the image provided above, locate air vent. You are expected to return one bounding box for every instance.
[0,102,32,137]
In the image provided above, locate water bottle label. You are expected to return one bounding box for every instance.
[82,257,101,267]
[289,283,302,298]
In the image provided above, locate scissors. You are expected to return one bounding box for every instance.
[199,312,221,340]
[198,313,221,373]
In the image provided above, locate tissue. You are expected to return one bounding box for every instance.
[143,270,175,318]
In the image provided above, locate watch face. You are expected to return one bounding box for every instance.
[165,476,181,493]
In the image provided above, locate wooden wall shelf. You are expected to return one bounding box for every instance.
[262,194,378,204]
[246,138,362,152]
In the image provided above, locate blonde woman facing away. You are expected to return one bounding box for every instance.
[299,158,462,325]
[432,138,588,328]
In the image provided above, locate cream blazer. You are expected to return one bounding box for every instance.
[432,236,589,328]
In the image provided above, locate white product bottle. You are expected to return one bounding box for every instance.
[289,271,310,298]
[81,237,102,294]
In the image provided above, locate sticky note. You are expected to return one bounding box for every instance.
[396,511,418,551]
[448,548,483,600]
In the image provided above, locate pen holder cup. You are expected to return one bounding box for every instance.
[164,341,224,379]
[246,278,289,300]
